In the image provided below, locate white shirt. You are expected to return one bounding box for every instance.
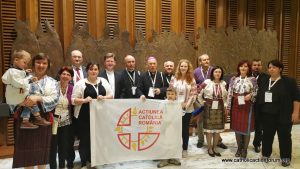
[106,70,115,98]
[72,65,84,84]
[2,68,31,105]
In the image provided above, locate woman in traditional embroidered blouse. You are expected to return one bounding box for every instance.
[49,66,75,169]
[169,59,197,158]
[227,60,257,158]
[71,63,113,168]
[13,53,59,169]
[198,66,228,157]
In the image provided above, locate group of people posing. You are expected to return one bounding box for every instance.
[2,50,299,169]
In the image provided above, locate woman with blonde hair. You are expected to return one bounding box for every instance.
[169,59,197,158]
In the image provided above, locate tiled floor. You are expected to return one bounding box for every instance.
[1,124,299,169]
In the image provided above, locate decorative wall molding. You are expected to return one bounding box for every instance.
[12,20,64,77]
[196,27,278,74]
[12,20,278,75]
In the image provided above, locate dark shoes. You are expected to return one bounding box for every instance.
[208,149,221,157]
[213,150,221,157]
[168,159,181,166]
[281,159,291,167]
[241,149,247,158]
[208,149,215,157]
[217,143,228,149]
[20,121,39,129]
[281,161,290,167]
[197,142,203,148]
[67,162,74,169]
[157,160,169,168]
[235,148,242,157]
[254,146,261,153]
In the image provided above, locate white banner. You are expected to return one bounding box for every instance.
[90,99,182,166]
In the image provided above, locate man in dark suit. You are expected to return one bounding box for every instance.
[163,60,175,88]
[252,59,268,153]
[69,49,87,168]
[119,55,145,99]
[71,50,87,85]
[140,56,167,100]
[99,53,122,98]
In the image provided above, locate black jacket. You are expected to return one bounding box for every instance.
[256,75,300,124]
[119,69,144,98]
[140,71,167,100]
[99,70,122,98]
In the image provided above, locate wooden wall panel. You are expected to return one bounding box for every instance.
[38,0,54,29]
[171,0,182,34]
[0,1,16,70]
[0,0,17,146]
[207,0,217,29]
[217,0,226,28]
[280,0,292,76]
[134,0,146,38]
[117,0,126,33]
[297,0,300,87]
[247,0,257,29]
[265,0,277,30]
[227,0,238,30]
[195,0,205,29]
[184,0,195,40]
[74,0,87,26]
[87,0,106,39]
[106,0,119,39]
[161,0,171,32]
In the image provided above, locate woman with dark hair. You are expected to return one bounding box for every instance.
[13,53,59,169]
[227,60,257,158]
[50,66,75,169]
[256,59,299,167]
[198,66,228,157]
[72,62,113,168]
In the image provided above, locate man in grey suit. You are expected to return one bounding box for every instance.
[71,50,87,85]
[63,49,87,168]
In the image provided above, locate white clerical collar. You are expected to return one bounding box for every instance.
[106,69,114,74]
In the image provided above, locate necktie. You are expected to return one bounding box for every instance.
[76,68,81,82]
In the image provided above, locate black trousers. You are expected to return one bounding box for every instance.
[182,113,192,150]
[78,111,91,167]
[262,113,292,160]
[253,110,262,147]
[49,124,75,169]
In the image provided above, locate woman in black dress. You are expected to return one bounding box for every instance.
[72,62,113,168]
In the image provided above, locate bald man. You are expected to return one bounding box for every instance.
[163,61,175,87]
[194,54,227,149]
[70,50,87,85]
[119,55,144,98]
[140,56,167,100]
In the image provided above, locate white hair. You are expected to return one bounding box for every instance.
[164,61,174,67]
[71,50,83,57]
[198,54,209,61]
